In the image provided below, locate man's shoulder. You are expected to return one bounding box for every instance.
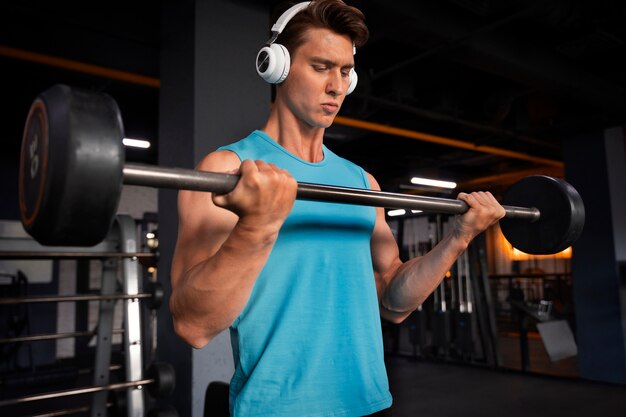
[197,148,242,172]
[217,130,265,153]
[197,130,264,170]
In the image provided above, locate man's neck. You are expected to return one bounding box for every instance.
[262,107,326,163]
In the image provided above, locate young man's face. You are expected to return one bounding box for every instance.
[279,27,354,129]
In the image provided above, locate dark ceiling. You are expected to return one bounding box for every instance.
[1,0,626,210]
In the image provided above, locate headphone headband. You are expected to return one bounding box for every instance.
[269,1,311,42]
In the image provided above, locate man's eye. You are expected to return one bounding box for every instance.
[313,66,326,72]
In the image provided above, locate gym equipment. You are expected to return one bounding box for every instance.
[0,215,163,417]
[145,281,165,310]
[204,381,230,417]
[0,364,122,392]
[429,217,451,357]
[0,251,155,259]
[0,362,175,407]
[0,281,164,308]
[255,1,358,94]
[468,235,502,367]
[0,328,124,345]
[19,84,585,253]
[145,362,176,398]
[454,251,474,356]
[499,175,585,254]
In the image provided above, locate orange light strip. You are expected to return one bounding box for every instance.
[334,115,564,168]
[510,246,572,260]
[496,225,572,260]
[457,166,565,189]
[0,45,161,88]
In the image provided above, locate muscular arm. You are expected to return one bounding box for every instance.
[170,151,297,348]
[368,173,505,324]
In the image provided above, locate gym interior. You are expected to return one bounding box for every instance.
[1,0,626,416]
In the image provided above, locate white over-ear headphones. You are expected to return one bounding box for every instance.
[255,1,358,95]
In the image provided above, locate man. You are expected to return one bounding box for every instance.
[170,1,505,416]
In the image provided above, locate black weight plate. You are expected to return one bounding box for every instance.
[19,84,125,246]
[146,281,164,310]
[147,361,176,398]
[500,175,585,255]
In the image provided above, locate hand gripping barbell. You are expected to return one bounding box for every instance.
[18,85,585,254]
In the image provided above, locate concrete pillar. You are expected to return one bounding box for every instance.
[158,1,270,415]
[563,126,626,384]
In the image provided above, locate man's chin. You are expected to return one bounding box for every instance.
[302,113,337,129]
[316,115,337,129]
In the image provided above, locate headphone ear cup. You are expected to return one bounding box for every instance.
[346,68,358,95]
[256,43,290,84]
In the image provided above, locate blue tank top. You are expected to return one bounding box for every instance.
[218,131,392,416]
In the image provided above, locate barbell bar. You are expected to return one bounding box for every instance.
[0,379,151,407]
[18,84,585,254]
[0,328,125,345]
[0,362,175,407]
[122,163,541,220]
[0,251,156,260]
[0,282,163,306]
[0,281,164,309]
[0,293,151,305]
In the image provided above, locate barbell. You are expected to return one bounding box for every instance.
[18,84,585,254]
[0,361,175,407]
[0,328,125,345]
[0,281,164,309]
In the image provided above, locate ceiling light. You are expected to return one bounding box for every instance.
[123,138,151,149]
[387,209,423,217]
[410,176,456,189]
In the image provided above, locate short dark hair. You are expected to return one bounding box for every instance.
[273,0,369,57]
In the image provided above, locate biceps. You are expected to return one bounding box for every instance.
[171,190,237,285]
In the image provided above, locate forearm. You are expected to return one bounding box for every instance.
[170,222,278,348]
[381,231,470,320]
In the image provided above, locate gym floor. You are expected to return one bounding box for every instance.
[384,357,626,417]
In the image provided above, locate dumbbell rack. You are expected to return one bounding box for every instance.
[93,214,146,417]
[0,214,155,416]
